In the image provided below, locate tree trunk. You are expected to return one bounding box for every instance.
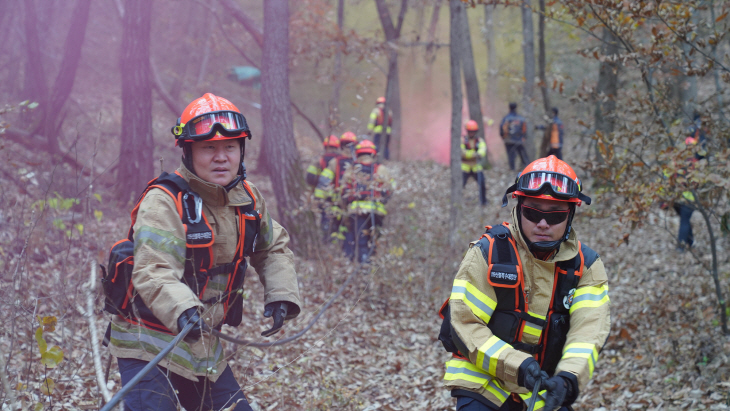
[448,0,464,246]
[458,5,485,142]
[22,0,49,133]
[118,0,154,203]
[425,0,441,62]
[709,0,727,123]
[594,28,619,160]
[537,0,551,116]
[38,0,93,153]
[483,3,498,109]
[374,0,408,161]
[261,0,318,257]
[328,0,345,133]
[520,0,536,161]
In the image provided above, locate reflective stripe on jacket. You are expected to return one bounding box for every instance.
[461,138,487,173]
[367,107,393,134]
[444,207,610,409]
[109,163,302,382]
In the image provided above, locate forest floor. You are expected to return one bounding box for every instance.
[1,144,730,410]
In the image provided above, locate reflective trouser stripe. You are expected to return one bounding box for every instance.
[314,188,327,199]
[477,335,512,375]
[570,283,609,313]
[563,342,599,378]
[444,359,509,403]
[450,279,497,325]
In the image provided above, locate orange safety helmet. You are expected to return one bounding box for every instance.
[465,119,479,132]
[172,93,251,147]
[355,140,377,156]
[376,96,386,104]
[340,131,358,147]
[685,136,698,145]
[323,134,340,148]
[502,155,591,207]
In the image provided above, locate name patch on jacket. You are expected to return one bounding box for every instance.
[488,263,520,287]
[187,232,212,241]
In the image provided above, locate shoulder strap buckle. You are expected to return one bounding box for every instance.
[182,191,203,224]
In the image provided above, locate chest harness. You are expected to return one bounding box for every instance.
[439,223,598,376]
[101,171,261,335]
[344,162,384,201]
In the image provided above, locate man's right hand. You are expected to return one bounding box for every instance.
[177,307,207,343]
[518,358,548,391]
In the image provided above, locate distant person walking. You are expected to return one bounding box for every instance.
[499,102,530,171]
[461,119,488,206]
[367,96,393,160]
[546,107,564,160]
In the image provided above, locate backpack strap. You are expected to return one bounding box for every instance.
[474,223,524,311]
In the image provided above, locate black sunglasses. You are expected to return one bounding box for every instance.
[521,205,570,225]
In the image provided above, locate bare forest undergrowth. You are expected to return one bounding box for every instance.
[2,141,730,411]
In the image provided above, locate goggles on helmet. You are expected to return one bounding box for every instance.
[502,171,592,206]
[173,110,251,143]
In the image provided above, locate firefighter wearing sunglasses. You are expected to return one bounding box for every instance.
[108,93,301,410]
[441,156,610,411]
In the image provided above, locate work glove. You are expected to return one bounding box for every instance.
[542,375,569,411]
[518,358,548,391]
[177,307,207,343]
[261,301,289,337]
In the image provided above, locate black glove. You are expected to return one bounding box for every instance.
[261,302,289,337]
[518,358,548,391]
[177,307,207,343]
[542,375,569,411]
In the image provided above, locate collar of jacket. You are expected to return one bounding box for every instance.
[509,206,578,263]
[177,163,253,207]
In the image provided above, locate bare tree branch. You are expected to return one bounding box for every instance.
[150,58,182,116]
[218,0,263,48]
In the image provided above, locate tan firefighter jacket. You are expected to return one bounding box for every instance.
[109,163,302,382]
[444,207,610,410]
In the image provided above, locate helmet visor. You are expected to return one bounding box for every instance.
[185,111,250,140]
[516,171,580,200]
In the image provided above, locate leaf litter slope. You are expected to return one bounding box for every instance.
[1,156,729,410]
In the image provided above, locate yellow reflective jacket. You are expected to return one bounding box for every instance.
[109,163,302,382]
[444,208,610,409]
[461,137,487,173]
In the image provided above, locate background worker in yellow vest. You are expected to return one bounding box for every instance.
[461,119,488,206]
[305,135,341,239]
[546,108,564,160]
[367,96,393,160]
[316,131,359,242]
[443,156,609,411]
[340,140,393,263]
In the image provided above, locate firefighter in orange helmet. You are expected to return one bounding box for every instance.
[109,93,301,410]
[367,96,393,160]
[461,119,488,206]
[315,131,360,243]
[442,156,609,411]
[305,135,341,240]
[340,140,394,262]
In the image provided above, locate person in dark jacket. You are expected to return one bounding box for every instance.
[499,103,530,171]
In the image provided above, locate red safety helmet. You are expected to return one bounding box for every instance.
[323,134,340,148]
[465,119,479,132]
[376,96,386,104]
[355,140,377,156]
[502,155,591,207]
[340,131,358,147]
[172,93,251,147]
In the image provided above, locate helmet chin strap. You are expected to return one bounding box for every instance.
[517,199,576,254]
